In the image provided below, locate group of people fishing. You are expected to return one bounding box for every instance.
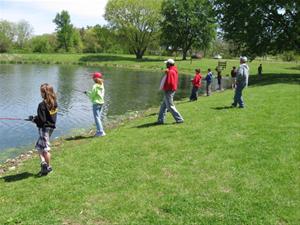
[29,56,249,176]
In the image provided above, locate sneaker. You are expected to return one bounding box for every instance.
[94,132,106,137]
[176,120,184,124]
[231,103,237,107]
[39,162,48,176]
[47,166,53,174]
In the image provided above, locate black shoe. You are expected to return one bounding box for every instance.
[47,166,53,174]
[231,103,237,107]
[176,120,184,124]
[238,105,244,108]
[39,162,48,176]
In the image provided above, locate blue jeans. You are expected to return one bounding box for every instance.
[190,86,199,101]
[233,83,246,107]
[158,91,184,123]
[93,104,105,134]
[206,82,211,96]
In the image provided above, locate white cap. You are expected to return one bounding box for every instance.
[240,56,248,62]
[164,58,175,64]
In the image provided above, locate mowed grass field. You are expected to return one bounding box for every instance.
[0,80,299,224]
[0,53,299,76]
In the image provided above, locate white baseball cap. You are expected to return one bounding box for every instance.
[240,56,248,62]
[164,58,175,64]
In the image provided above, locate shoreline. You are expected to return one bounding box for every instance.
[0,77,236,174]
[0,86,230,175]
[1,53,299,77]
[0,108,156,175]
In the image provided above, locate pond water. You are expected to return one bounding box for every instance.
[0,64,231,162]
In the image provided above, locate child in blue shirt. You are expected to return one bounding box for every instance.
[205,68,213,96]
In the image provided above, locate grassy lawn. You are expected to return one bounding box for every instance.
[0,81,299,224]
[0,53,299,76]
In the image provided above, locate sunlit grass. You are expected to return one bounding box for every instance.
[0,83,299,224]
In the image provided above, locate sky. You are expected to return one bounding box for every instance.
[0,0,109,35]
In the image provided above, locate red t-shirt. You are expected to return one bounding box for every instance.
[192,73,202,88]
[163,66,178,91]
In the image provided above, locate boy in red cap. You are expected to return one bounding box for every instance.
[85,72,106,137]
[189,68,202,101]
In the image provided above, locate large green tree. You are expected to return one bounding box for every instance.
[53,10,75,52]
[105,0,162,59]
[214,0,300,59]
[0,20,15,52]
[30,34,57,53]
[161,0,216,60]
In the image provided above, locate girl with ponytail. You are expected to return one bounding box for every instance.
[32,83,58,176]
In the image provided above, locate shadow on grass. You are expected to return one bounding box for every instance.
[211,106,235,110]
[79,54,162,63]
[250,73,300,86]
[1,172,35,182]
[135,122,164,128]
[65,135,94,141]
[145,113,157,117]
[135,121,182,128]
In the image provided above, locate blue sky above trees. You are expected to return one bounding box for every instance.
[0,0,108,35]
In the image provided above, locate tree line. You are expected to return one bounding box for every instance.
[0,0,299,60]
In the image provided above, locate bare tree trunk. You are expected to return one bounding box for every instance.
[182,50,188,60]
[135,48,146,60]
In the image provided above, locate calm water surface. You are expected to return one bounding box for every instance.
[0,64,199,161]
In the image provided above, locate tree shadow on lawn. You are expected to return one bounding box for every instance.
[250,73,300,86]
[1,172,36,182]
[286,65,300,71]
[79,54,163,63]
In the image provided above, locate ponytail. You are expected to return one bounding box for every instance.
[94,78,103,85]
[40,83,57,111]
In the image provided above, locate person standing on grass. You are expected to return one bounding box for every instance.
[232,56,249,108]
[189,68,202,101]
[205,68,213,96]
[85,72,106,137]
[215,66,222,90]
[231,66,237,89]
[258,64,262,79]
[31,83,58,176]
[157,59,184,124]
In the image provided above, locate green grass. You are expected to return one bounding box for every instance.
[1,82,299,225]
[0,53,299,76]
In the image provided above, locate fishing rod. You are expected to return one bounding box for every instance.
[73,88,86,94]
[0,117,31,121]
[0,113,64,121]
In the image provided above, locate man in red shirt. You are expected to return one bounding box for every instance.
[157,59,184,124]
[189,68,202,101]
